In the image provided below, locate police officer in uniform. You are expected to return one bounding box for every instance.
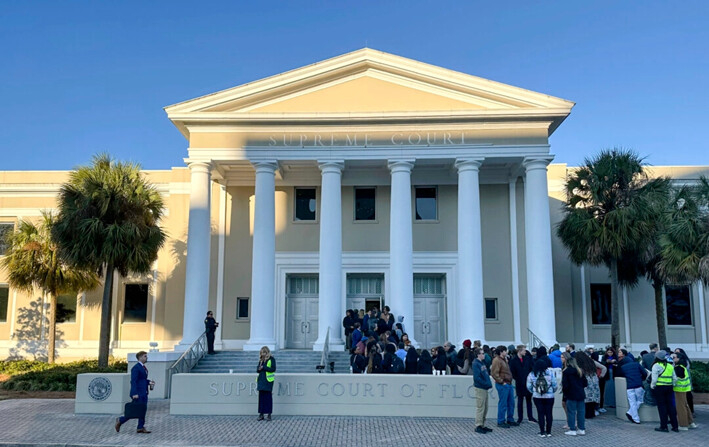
[204,311,219,354]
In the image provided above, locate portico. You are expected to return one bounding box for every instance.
[166,49,573,351]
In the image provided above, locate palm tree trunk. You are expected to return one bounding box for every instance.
[98,263,115,368]
[653,279,668,349]
[610,259,621,349]
[47,292,57,364]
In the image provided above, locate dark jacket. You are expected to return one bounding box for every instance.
[342,315,354,336]
[405,348,419,374]
[129,362,150,402]
[473,358,493,390]
[562,367,588,401]
[350,353,367,374]
[509,353,534,393]
[351,328,362,350]
[257,357,276,392]
[615,357,648,389]
[418,351,433,375]
[641,352,656,371]
[432,352,447,372]
[382,352,395,374]
[204,317,218,334]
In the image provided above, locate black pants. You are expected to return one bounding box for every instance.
[206,331,215,354]
[585,402,596,419]
[599,376,607,408]
[533,397,554,435]
[258,391,273,415]
[654,385,678,430]
[688,391,694,414]
[517,390,533,422]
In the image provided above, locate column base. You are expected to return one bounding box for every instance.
[243,340,277,351]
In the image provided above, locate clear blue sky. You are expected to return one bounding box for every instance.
[2,1,707,171]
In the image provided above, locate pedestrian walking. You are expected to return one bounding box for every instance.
[257,346,276,421]
[115,351,155,434]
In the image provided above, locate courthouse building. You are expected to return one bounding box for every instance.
[1,49,708,359]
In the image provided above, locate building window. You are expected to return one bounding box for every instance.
[484,298,497,320]
[354,187,376,221]
[590,283,612,325]
[0,285,8,323]
[0,223,14,256]
[415,187,437,220]
[666,285,692,326]
[124,284,148,323]
[237,297,249,320]
[56,292,77,323]
[294,188,317,221]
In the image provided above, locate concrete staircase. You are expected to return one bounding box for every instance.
[190,350,353,374]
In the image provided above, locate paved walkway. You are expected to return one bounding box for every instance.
[0,399,705,446]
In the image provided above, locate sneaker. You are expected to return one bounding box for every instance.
[598,408,607,413]
[671,428,679,433]
[497,423,510,429]
[564,430,577,436]
[679,427,689,431]
[529,418,538,423]
[475,426,488,434]
[507,420,520,427]
[633,420,641,425]
[546,433,552,438]
[577,429,585,435]
[538,433,546,438]
[689,423,698,429]
[595,410,600,416]
[654,427,669,433]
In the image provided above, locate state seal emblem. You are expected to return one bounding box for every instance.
[88,377,112,401]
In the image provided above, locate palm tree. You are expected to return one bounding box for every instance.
[51,154,166,367]
[1,212,100,363]
[557,149,669,349]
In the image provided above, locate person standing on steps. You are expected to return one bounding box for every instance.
[257,346,276,421]
[204,311,219,355]
[115,351,155,434]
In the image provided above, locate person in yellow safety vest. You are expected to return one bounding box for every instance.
[650,350,678,432]
[257,346,277,421]
[672,352,698,430]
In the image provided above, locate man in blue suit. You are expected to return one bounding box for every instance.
[115,351,154,433]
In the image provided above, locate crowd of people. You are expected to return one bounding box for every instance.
[344,310,700,437]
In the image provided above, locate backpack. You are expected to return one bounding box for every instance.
[391,355,405,374]
[535,371,550,395]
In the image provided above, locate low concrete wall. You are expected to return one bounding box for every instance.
[75,373,130,414]
[170,373,567,418]
[614,377,660,422]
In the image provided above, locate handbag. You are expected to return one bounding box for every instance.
[124,401,147,419]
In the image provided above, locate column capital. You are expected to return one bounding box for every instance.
[387,159,415,173]
[184,160,212,173]
[317,160,345,173]
[251,160,279,174]
[523,156,555,171]
[455,158,484,172]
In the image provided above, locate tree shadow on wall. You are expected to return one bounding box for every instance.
[7,297,66,361]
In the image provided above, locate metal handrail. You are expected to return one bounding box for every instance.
[166,332,207,397]
[319,327,330,371]
[528,329,547,349]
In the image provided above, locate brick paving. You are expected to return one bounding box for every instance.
[0,399,705,446]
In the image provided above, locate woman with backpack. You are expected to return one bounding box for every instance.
[527,358,558,437]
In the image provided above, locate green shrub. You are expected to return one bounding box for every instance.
[692,361,709,393]
[0,358,127,392]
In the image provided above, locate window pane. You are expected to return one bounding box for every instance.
[0,223,14,255]
[56,293,77,323]
[590,284,612,324]
[295,188,316,221]
[0,286,8,322]
[485,298,497,320]
[355,188,376,220]
[415,187,437,220]
[666,285,692,326]
[237,298,249,319]
[124,284,148,323]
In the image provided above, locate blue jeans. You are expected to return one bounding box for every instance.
[495,383,515,424]
[566,399,585,431]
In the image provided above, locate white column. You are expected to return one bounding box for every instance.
[508,177,522,345]
[177,161,212,350]
[580,264,589,344]
[622,286,631,348]
[388,160,417,346]
[523,156,557,346]
[697,281,708,348]
[214,184,227,351]
[455,158,485,344]
[314,161,345,351]
[244,161,278,351]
